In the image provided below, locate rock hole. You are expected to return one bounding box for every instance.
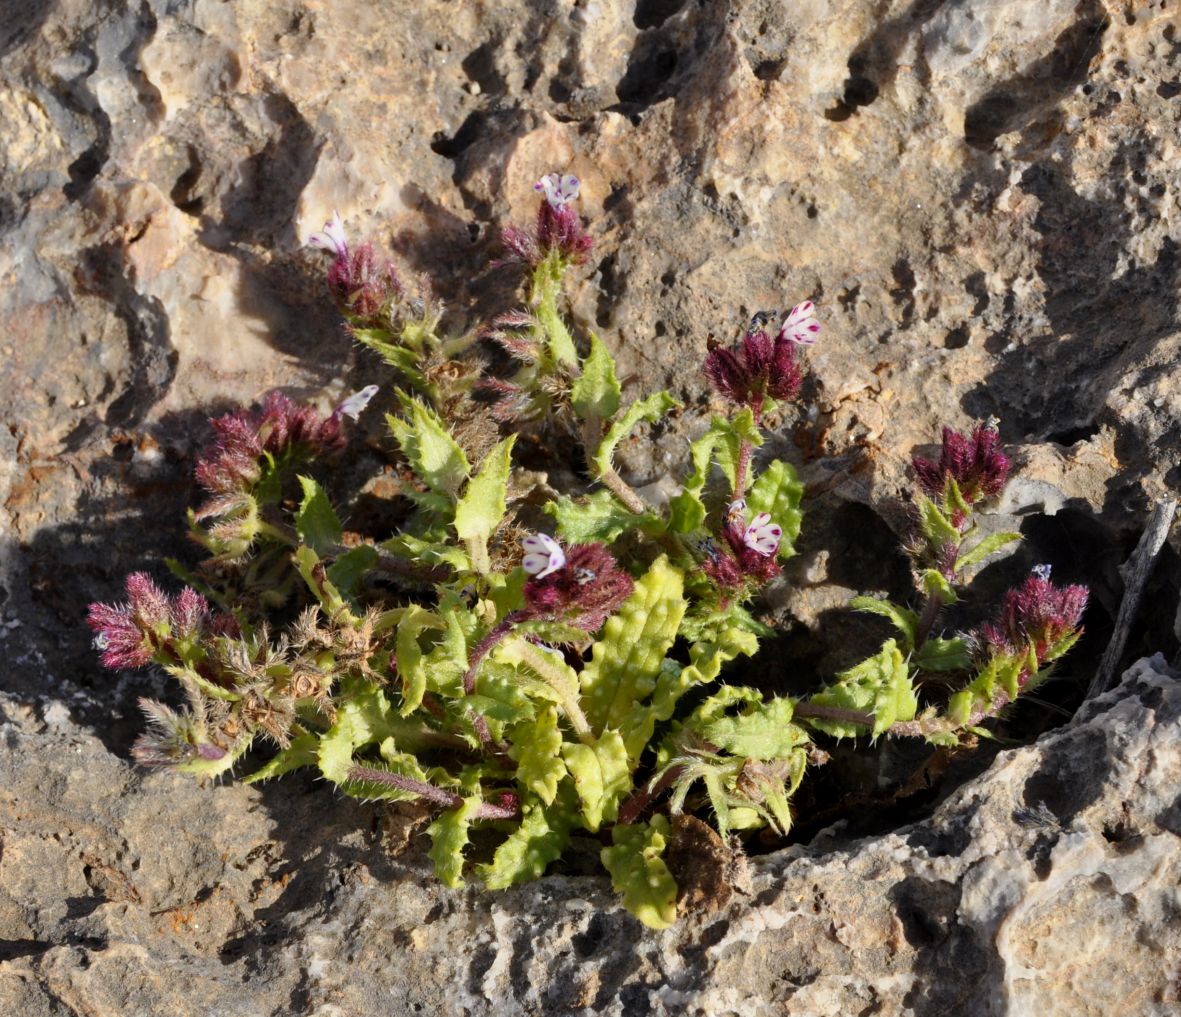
[616,42,677,107]
[1044,423,1099,445]
[170,147,204,216]
[754,58,785,80]
[461,42,504,96]
[943,326,969,350]
[633,0,686,30]
[596,253,619,329]
[429,112,485,159]
[1158,81,1181,99]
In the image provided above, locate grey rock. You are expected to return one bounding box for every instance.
[2,658,1179,1015]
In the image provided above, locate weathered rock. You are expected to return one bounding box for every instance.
[3,0,1181,1012]
[2,657,1179,1016]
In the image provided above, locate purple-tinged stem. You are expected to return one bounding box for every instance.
[914,593,943,650]
[616,765,686,826]
[463,613,523,694]
[347,765,520,820]
[793,702,876,728]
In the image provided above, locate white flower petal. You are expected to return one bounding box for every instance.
[307,210,348,257]
[743,513,783,556]
[780,301,820,345]
[522,533,565,577]
[335,384,380,421]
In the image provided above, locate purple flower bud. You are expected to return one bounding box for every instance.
[87,575,215,670]
[308,213,401,319]
[982,569,1088,666]
[500,173,593,267]
[705,308,812,412]
[522,542,634,633]
[912,424,1011,505]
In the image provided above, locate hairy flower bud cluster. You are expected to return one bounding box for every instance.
[87,573,232,670]
[704,303,818,415]
[520,535,633,632]
[307,211,402,319]
[912,424,1011,507]
[702,500,784,589]
[195,391,348,502]
[981,566,1088,683]
[501,173,593,266]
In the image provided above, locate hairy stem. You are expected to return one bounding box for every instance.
[793,702,876,729]
[616,765,686,826]
[914,593,943,649]
[347,765,520,819]
[463,614,522,695]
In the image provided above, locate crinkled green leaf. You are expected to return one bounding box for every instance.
[698,696,808,760]
[712,407,761,488]
[545,490,654,544]
[454,435,515,572]
[327,545,379,602]
[294,546,352,621]
[746,459,804,557]
[807,639,918,739]
[427,796,483,888]
[850,596,919,649]
[340,750,432,803]
[571,333,621,422]
[479,790,576,890]
[396,606,446,716]
[601,816,677,930]
[242,731,319,783]
[386,399,470,497]
[560,730,630,832]
[581,557,686,733]
[913,636,972,672]
[592,391,680,479]
[954,531,1022,573]
[295,476,343,555]
[917,495,960,552]
[470,666,536,731]
[921,568,958,605]
[382,533,471,573]
[509,706,567,806]
[533,251,578,366]
[668,417,730,533]
[620,626,759,761]
[316,682,401,784]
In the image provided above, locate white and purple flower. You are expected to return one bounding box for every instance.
[778,301,821,346]
[522,533,566,578]
[333,384,380,422]
[742,512,783,557]
[533,173,581,209]
[307,210,348,258]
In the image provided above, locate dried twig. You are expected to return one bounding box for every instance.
[1087,498,1178,700]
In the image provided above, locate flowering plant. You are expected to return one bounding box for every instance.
[89,177,1088,928]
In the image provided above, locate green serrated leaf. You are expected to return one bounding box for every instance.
[850,596,919,649]
[316,682,400,784]
[560,730,630,832]
[954,531,1022,574]
[571,333,621,422]
[620,626,759,760]
[668,417,729,533]
[326,545,379,602]
[917,495,960,551]
[387,399,470,497]
[295,476,343,555]
[545,490,653,544]
[242,731,319,783]
[581,557,686,734]
[698,696,808,760]
[510,706,567,806]
[807,639,918,739]
[913,636,972,672]
[592,391,680,479]
[294,546,352,621]
[427,797,483,888]
[921,569,959,605]
[601,816,678,930]
[746,459,804,557]
[395,606,446,716]
[533,251,578,366]
[454,435,515,573]
[713,407,762,488]
[479,790,576,889]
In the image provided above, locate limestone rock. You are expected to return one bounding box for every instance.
[3,0,1181,1012]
